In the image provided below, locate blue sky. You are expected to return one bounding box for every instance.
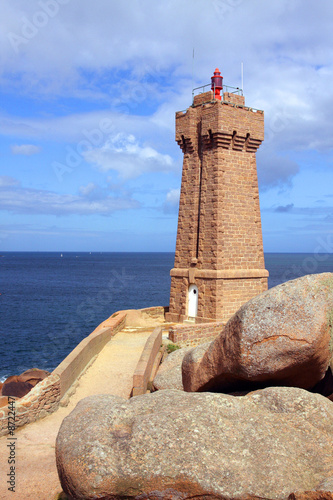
[1,0,333,253]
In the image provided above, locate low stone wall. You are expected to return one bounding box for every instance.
[0,373,60,437]
[0,311,126,436]
[0,307,168,436]
[53,311,126,398]
[169,321,224,347]
[132,327,163,396]
[141,306,168,321]
[124,306,168,327]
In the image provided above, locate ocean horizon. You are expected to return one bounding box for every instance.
[1,251,333,381]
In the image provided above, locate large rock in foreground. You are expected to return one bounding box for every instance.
[56,388,333,500]
[183,273,333,392]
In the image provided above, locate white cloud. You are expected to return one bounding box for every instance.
[11,144,41,155]
[0,0,331,95]
[0,223,102,239]
[79,182,97,196]
[0,178,139,216]
[84,133,174,179]
[164,188,180,213]
[0,176,20,187]
[257,148,300,190]
[166,188,180,205]
[0,109,174,151]
[1,0,333,198]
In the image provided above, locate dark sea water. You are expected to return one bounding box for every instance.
[1,252,333,381]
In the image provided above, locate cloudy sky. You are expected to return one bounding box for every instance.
[1,0,333,253]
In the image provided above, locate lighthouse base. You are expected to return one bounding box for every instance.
[165,267,269,324]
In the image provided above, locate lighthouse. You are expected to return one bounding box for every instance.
[166,69,268,324]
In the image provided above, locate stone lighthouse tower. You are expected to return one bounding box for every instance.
[166,69,268,324]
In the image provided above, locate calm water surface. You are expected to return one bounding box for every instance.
[1,251,333,380]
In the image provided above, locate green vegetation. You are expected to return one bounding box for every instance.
[54,493,68,500]
[111,312,119,318]
[166,343,180,354]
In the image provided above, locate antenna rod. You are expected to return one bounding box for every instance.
[241,61,244,94]
[192,48,194,102]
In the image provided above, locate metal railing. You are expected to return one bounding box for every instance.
[192,82,243,104]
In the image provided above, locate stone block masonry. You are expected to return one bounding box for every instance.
[0,374,61,437]
[132,327,163,396]
[166,83,269,324]
[169,321,224,347]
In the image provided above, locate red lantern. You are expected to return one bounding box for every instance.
[211,68,223,101]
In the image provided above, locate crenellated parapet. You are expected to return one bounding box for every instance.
[176,92,264,154]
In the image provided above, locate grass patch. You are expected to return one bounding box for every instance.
[111,312,119,318]
[166,343,180,354]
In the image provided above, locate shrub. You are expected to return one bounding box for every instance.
[166,343,180,354]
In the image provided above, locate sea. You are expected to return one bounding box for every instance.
[1,251,333,382]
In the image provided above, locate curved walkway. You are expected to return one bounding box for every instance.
[0,325,161,500]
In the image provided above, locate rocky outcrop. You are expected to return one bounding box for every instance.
[152,346,193,391]
[56,387,333,500]
[0,369,50,399]
[19,368,50,387]
[1,375,34,398]
[183,273,333,393]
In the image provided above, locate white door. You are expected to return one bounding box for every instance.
[188,284,198,318]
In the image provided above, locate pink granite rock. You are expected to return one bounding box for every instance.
[56,387,333,500]
[1,375,34,398]
[152,346,193,391]
[183,273,333,393]
[19,368,50,387]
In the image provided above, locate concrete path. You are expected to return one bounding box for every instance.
[0,326,158,500]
